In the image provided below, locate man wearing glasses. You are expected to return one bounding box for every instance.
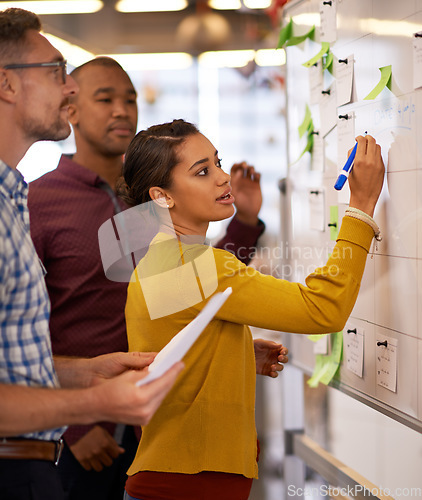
[0,8,184,500]
[3,59,67,84]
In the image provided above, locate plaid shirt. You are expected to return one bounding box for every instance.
[0,159,64,441]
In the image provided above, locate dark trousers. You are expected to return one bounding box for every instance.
[0,458,65,500]
[125,471,254,500]
[58,425,139,500]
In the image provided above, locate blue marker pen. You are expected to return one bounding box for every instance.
[334,141,358,190]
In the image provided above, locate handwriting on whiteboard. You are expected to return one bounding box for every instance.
[373,96,416,130]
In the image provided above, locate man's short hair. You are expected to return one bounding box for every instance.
[71,57,127,81]
[0,8,41,65]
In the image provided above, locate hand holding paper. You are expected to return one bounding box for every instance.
[137,288,232,386]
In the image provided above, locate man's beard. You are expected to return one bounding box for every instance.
[29,118,71,143]
[24,98,72,143]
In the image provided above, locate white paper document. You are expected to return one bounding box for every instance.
[335,55,354,106]
[413,33,422,89]
[320,0,337,44]
[311,132,324,171]
[336,112,355,204]
[137,287,232,386]
[376,335,398,393]
[320,83,337,137]
[309,61,324,105]
[343,326,364,378]
[309,188,325,231]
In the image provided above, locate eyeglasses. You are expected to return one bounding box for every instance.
[3,60,67,84]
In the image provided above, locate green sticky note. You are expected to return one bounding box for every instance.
[331,331,343,363]
[308,334,327,342]
[307,332,343,388]
[307,355,328,387]
[295,132,313,164]
[291,131,313,166]
[277,18,293,49]
[277,19,315,49]
[303,42,330,68]
[329,205,339,240]
[298,104,312,138]
[323,51,334,72]
[319,332,343,385]
[286,25,315,47]
[363,65,392,100]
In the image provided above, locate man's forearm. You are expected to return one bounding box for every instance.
[53,355,94,389]
[0,383,100,436]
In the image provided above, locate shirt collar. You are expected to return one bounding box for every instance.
[0,158,27,198]
[57,154,106,187]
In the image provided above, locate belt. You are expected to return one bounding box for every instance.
[0,438,64,465]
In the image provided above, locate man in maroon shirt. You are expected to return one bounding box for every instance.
[28,57,274,500]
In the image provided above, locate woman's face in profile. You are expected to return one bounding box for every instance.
[165,133,235,235]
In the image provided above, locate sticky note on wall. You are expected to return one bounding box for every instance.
[307,331,343,388]
[335,55,354,106]
[309,189,325,231]
[303,42,330,68]
[343,326,364,378]
[320,0,337,44]
[364,65,392,100]
[328,205,339,240]
[376,335,398,393]
[277,18,315,48]
[413,32,422,89]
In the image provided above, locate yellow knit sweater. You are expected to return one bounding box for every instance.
[125,217,374,479]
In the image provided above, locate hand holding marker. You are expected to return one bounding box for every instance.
[334,132,367,191]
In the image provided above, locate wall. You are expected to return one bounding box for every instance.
[282,0,422,497]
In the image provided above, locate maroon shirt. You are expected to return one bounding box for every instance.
[28,154,264,445]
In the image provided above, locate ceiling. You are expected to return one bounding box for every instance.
[37,0,276,57]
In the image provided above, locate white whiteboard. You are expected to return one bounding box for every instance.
[282,0,422,432]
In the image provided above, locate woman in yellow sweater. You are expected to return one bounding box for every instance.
[121,119,384,500]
